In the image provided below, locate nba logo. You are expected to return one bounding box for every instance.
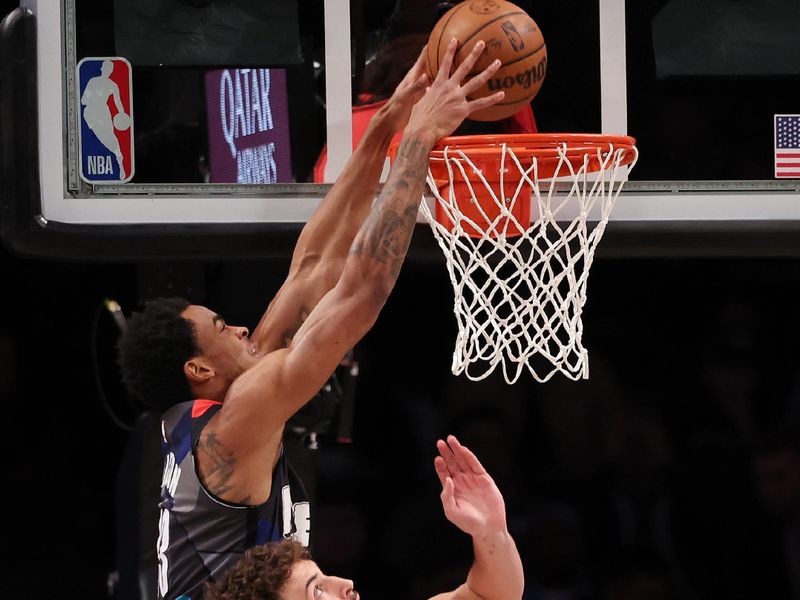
[77,57,134,183]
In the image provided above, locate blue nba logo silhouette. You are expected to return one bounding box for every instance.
[77,57,134,183]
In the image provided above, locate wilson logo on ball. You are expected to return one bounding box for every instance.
[427,0,547,121]
[488,56,547,91]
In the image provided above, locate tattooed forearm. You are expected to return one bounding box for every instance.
[349,135,432,281]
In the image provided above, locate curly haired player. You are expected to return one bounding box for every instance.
[204,436,524,600]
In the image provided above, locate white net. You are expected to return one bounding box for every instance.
[423,138,638,384]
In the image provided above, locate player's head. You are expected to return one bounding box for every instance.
[118,297,255,412]
[118,297,198,412]
[178,303,256,395]
[204,540,360,600]
[101,59,113,76]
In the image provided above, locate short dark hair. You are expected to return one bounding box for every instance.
[204,540,312,600]
[117,297,200,413]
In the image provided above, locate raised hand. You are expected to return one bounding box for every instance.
[405,39,504,144]
[434,434,507,538]
[377,47,431,134]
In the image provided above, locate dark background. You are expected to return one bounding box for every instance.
[4,1,800,599]
[4,239,800,600]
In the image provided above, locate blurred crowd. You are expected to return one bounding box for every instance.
[2,253,800,600]
[307,260,800,600]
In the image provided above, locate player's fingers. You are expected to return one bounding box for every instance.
[400,47,429,89]
[452,40,485,83]
[434,455,451,488]
[461,58,501,96]
[440,476,456,511]
[436,38,458,83]
[449,435,487,475]
[437,438,462,475]
[444,434,470,473]
[412,45,428,75]
[399,73,428,100]
[467,91,505,114]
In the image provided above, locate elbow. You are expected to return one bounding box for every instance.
[340,259,396,310]
[370,271,395,305]
[360,275,393,322]
[344,274,393,335]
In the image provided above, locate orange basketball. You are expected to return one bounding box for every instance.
[426,0,547,121]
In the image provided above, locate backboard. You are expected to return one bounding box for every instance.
[1,0,799,260]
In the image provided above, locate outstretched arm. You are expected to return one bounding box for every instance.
[251,51,430,352]
[429,435,525,600]
[205,40,504,505]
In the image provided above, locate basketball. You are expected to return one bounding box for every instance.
[113,112,131,131]
[426,0,547,121]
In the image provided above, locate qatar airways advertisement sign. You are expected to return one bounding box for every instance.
[205,68,292,184]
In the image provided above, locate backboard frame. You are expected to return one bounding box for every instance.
[2,0,800,261]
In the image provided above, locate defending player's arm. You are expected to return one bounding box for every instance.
[208,40,504,504]
[250,51,430,352]
[429,435,525,600]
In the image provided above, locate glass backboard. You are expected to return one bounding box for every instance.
[1,0,799,260]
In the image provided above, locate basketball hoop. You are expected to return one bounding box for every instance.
[411,133,638,384]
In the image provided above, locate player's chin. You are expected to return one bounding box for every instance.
[244,341,259,358]
[349,591,360,600]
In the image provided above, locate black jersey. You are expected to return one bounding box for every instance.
[157,399,310,599]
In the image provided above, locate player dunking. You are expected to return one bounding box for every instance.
[118,39,503,599]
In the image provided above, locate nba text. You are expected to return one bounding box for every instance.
[86,155,115,175]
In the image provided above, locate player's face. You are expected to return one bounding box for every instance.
[282,559,360,600]
[181,305,257,376]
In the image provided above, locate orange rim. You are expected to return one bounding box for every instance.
[429,133,637,170]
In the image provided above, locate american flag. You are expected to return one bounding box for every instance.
[775,115,800,178]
